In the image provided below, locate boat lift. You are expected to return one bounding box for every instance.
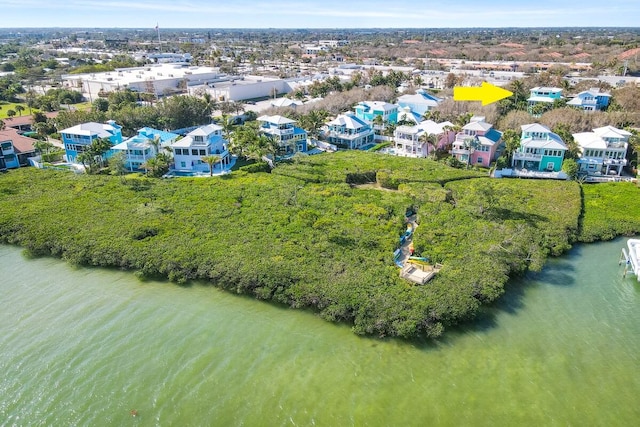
[619,239,640,281]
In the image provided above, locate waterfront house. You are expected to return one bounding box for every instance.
[0,128,36,171]
[170,124,231,173]
[323,113,375,150]
[573,126,631,176]
[354,101,398,125]
[450,117,503,167]
[512,123,567,172]
[527,86,563,114]
[396,89,442,117]
[566,88,611,112]
[257,115,308,156]
[60,120,123,164]
[111,127,179,172]
[394,119,454,157]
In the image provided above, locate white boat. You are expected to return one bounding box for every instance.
[620,239,640,281]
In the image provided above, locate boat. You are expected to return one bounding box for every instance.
[620,239,640,281]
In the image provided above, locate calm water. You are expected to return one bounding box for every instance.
[1,240,639,426]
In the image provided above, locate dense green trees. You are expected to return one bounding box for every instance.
[1,148,638,340]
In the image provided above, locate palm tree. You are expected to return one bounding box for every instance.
[220,115,236,141]
[502,129,521,164]
[419,132,439,157]
[0,119,5,131]
[201,154,221,176]
[14,105,25,117]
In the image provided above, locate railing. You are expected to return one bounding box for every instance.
[513,152,542,161]
[451,148,470,155]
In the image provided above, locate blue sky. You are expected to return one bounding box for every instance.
[3,0,639,28]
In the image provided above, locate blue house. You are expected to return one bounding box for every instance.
[527,87,563,114]
[111,127,179,172]
[60,120,123,164]
[566,88,611,112]
[257,115,308,156]
[0,128,36,171]
[396,89,441,117]
[354,101,398,125]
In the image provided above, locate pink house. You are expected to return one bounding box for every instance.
[451,117,503,167]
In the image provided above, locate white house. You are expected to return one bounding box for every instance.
[170,124,231,173]
[573,126,631,176]
[394,120,454,157]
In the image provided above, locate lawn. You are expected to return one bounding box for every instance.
[0,101,38,120]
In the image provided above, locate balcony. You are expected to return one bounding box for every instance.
[513,152,542,162]
[604,158,627,166]
[451,147,470,155]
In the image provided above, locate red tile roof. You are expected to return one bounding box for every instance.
[0,128,36,154]
[2,111,59,128]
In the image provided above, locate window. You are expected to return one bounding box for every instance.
[199,149,206,156]
[180,162,186,168]
[191,149,198,155]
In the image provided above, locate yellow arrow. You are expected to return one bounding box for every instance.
[453,82,513,106]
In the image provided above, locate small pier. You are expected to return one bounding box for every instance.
[619,239,640,281]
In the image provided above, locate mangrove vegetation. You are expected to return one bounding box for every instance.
[1,151,639,338]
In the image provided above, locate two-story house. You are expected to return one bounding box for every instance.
[450,117,503,167]
[354,101,398,126]
[566,88,611,112]
[512,123,567,172]
[111,127,179,172]
[572,126,631,176]
[323,113,375,150]
[396,89,442,117]
[527,87,563,114]
[60,120,123,164]
[171,124,231,173]
[257,115,308,156]
[394,119,454,158]
[0,129,36,171]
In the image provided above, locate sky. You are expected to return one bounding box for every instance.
[3,0,640,29]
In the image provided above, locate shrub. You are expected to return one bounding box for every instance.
[239,162,271,173]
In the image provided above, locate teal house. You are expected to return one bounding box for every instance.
[511,123,567,172]
[354,101,398,125]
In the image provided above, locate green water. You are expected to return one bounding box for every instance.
[1,240,639,426]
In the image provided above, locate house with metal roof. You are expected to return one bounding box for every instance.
[573,126,630,176]
[527,87,563,114]
[60,120,123,164]
[170,124,231,173]
[323,113,375,150]
[512,123,567,172]
[451,117,503,167]
[394,119,454,158]
[396,89,442,117]
[111,127,179,172]
[257,115,308,156]
[354,101,398,125]
[566,88,611,112]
